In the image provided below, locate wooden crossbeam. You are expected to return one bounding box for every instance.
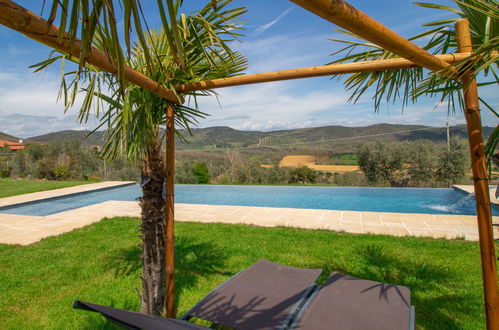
[0,0,180,103]
[176,53,469,93]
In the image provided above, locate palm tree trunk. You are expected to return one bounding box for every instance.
[138,142,166,315]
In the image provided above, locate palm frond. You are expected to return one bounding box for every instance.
[330,0,498,166]
[50,0,248,162]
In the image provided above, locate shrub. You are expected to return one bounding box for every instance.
[53,166,71,180]
[289,166,318,184]
[175,161,197,184]
[0,169,11,178]
[192,162,210,184]
[37,158,56,179]
[333,172,366,186]
[435,137,469,186]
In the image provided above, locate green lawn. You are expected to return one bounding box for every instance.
[0,218,492,329]
[0,178,100,198]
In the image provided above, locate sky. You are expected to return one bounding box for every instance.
[0,0,497,138]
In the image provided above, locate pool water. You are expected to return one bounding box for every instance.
[0,184,496,216]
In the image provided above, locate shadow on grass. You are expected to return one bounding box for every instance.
[315,244,476,329]
[104,236,228,291]
[85,236,228,328]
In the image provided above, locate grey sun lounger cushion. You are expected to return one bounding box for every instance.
[73,300,209,330]
[290,273,412,330]
[182,259,322,330]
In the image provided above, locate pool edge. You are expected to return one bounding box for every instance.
[0,181,137,210]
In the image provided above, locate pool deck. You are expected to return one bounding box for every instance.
[0,182,498,245]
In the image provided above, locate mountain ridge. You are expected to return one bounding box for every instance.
[0,124,494,150]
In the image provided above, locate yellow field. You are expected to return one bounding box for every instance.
[274,155,360,173]
[308,164,360,173]
[279,155,317,167]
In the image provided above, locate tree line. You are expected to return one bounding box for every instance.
[0,138,473,188]
[357,138,470,187]
[0,140,137,181]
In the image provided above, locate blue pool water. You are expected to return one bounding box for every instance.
[1,184,497,217]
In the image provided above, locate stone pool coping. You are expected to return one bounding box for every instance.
[1,200,498,245]
[453,184,499,205]
[0,181,136,208]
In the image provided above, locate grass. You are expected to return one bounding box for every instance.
[0,178,100,198]
[0,217,493,329]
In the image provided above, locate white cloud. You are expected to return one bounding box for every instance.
[191,77,488,131]
[0,72,18,81]
[0,113,99,138]
[0,70,87,118]
[0,69,103,137]
[236,31,335,73]
[195,79,351,127]
[254,7,294,34]
[234,119,321,131]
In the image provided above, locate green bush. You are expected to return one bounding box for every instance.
[289,166,318,184]
[53,166,71,180]
[192,162,210,184]
[37,158,56,179]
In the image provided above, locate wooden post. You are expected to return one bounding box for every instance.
[165,104,175,318]
[456,19,499,329]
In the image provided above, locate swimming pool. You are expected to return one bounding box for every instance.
[0,184,496,216]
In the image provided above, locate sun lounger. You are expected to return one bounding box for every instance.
[74,260,414,329]
[289,273,414,330]
[75,259,321,330]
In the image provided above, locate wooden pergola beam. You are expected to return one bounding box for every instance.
[177,53,470,93]
[456,19,499,329]
[288,0,453,75]
[0,0,180,103]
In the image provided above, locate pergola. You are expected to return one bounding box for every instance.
[0,0,497,328]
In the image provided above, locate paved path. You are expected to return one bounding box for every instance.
[1,200,498,245]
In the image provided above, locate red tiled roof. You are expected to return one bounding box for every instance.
[0,140,25,150]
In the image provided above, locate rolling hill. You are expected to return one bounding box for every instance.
[0,132,22,142]
[27,130,106,147]
[174,124,495,151]
[0,124,494,151]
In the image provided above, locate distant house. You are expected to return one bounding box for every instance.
[0,139,25,151]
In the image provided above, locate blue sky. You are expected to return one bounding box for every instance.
[0,0,497,138]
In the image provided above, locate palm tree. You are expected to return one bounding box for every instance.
[32,0,247,315]
[329,0,498,158]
